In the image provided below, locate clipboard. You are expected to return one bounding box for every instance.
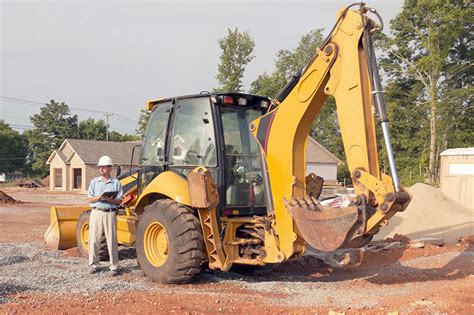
[101,191,118,199]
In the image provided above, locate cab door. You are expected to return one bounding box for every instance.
[139,100,173,192]
[167,96,220,185]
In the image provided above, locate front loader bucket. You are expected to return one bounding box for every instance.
[285,197,363,252]
[44,206,90,250]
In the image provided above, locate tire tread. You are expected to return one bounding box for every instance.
[136,199,205,284]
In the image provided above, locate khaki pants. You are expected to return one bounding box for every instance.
[88,209,119,270]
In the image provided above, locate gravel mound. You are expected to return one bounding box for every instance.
[376,183,473,243]
[0,243,153,303]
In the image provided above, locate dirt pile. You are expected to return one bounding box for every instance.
[376,183,473,243]
[0,191,21,204]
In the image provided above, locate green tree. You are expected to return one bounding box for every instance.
[121,134,141,141]
[382,78,429,185]
[136,109,151,138]
[23,129,52,176]
[439,2,473,150]
[108,131,140,142]
[0,120,29,173]
[77,118,140,142]
[250,29,324,97]
[249,28,354,179]
[250,29,353,181]
[310,97,344,160]
[77,118,107,140]
[27,100,78,176]
[249,73,279,97]
[214,28,255,92]
[379,0,469,184]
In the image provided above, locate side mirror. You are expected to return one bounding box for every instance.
[115,165,122,177]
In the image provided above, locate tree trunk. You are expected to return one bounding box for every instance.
[428,89,438,185]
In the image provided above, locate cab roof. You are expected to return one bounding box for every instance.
[146,92,271,111]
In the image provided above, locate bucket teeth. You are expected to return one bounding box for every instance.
[304,196,319,211]
[297,197,308,207]
[284,195,320,211]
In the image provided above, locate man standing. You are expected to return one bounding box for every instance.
[87,155,123,276]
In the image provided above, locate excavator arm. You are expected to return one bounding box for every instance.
[250,3,411,258]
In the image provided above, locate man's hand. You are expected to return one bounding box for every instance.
[87,195,121,205]
[102,195,114,203]
[87,195,102,203]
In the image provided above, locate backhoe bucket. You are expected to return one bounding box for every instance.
[44,206,90,250]
[285,197,363,252]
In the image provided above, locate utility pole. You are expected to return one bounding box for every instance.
[103,112,113,141]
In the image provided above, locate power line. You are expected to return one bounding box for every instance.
[1,113,27,120]
[1,95,139,138]
[114,113,138,124]
[9,124,34,130]
[0,95,108,114]
[0,96,44,105]
[0,95,138,122]
[110,115,137,125]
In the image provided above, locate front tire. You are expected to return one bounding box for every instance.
[136,199,205,284]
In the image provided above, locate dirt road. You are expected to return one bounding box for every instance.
[0,187,473,314]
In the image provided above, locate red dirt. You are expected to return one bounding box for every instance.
[2,292,314,314]
[0,190,22,204]
[2,243,473,314]
[0,202,50,244]
[0,187,473,314]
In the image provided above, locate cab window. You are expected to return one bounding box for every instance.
[170,97,217,166]
[141,101,172,165]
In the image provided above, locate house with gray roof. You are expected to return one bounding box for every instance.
[306,136,343,183]
[46,139,140,193]
[46,137,342,193]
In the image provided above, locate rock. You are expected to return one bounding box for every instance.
[409,237,444,248]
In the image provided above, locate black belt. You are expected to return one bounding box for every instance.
[93,208,118,212]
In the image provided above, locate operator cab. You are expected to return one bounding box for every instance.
[139,93,271,217]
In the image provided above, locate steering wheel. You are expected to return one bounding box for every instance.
[201,144,216,165]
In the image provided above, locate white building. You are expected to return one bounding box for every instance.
[306,136,343,183]
[439,147,474,209]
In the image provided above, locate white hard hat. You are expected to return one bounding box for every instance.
[97,156,113,166]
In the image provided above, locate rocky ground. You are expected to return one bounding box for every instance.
[0,187,473,314]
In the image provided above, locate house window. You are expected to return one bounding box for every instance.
[54,169,62,187]
[73,168,82,189]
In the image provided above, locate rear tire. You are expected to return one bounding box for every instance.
[76,211,109,260]
[136,199,205,284]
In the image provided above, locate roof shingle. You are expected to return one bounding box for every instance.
[306,137,343,165]
[64,139,141,165]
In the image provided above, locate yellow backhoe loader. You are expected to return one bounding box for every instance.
[45,3,411,284]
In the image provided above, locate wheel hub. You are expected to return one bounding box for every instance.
[144,222,169,267]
